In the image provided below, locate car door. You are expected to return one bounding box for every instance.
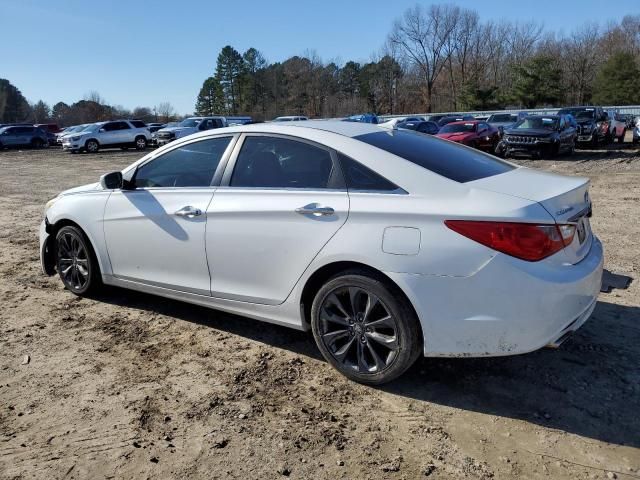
[115,121,133,144]
[98,122,120,146]
[103,135,236,295]
[2,127,18,146]
[206,133,350,305]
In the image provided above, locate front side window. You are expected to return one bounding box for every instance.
[135,136,232,188]
[230,136,334,189]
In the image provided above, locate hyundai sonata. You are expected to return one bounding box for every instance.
[40,121,603,384]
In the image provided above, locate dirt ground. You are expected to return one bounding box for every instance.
[0,140,639,480]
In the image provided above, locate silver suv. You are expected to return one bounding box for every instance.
[0,125,49,149]
[62,120,151,153]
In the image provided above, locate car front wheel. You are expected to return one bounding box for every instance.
[85,140,99,153]
[311,271,421,385]
[55,226,101,296]
[135,136,147,150]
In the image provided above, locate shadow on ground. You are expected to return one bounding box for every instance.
[93,287,640,449]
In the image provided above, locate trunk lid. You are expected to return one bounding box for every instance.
[469,167,593,263]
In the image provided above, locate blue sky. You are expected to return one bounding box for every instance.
[1,0,638,114]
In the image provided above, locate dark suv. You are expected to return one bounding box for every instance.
[557,106,609,147]
[0,125,49,149]
[502,114,577,159]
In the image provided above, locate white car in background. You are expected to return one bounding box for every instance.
[40,121,603,384]
[273,116,309,122]
[632,116,640,144]
[56,124,90,145]
[155,116,227,146]
[62,120,151,153]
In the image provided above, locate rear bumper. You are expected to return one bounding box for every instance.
[387,236,604,357]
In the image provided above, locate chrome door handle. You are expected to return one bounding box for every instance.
[295,205,335,216]
[175,206,202,217]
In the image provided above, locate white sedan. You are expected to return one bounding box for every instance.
[40,121,603,384]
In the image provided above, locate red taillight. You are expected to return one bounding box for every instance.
[445,220,575,261]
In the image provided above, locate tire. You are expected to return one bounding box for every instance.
[85,139,99,153]
[310,270,421,385]
[618,130,626,143]
[566,141,575,157]
[31,138,44,149]
[135,136,147,150]
[55,225,102,296]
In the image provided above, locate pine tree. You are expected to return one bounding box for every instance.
[215,46,244,114]
[592,52,640,105]
[195,77,224,115]
[511,55,563,108]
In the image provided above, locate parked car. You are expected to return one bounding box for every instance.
[437,115,475,127]
[155,117,227,146]
[35,123,62,146]
[56,124,91,145]
[343,114,379,124]
[40,121,602,384]
[557,107,609,147]
[272,116,309,122]
[487,112,527,137]
[425,114,448,124]
[633,117,640,144]
[397,120,439,135]
[502,115,577,159]
[61,120,151,153]
[604,110,627,143]
[146,123,166,133]
[436,120,500,152]
[0,125,49,149]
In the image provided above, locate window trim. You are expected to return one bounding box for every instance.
[219,132,346,191]
[130,134,239,190]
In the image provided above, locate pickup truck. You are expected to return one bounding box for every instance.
[155,116,227,146]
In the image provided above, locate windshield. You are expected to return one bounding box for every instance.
[355,130,514,183]
[0,127,7,134]
[439,123,476,133]
[179,118,201,128]
[558,108,595,120]
[513,117,558,130]
[489,114,517,123]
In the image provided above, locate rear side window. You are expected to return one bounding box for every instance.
[338,153,400,192]
[231,136,335,189]
[135,136,232,188]
[130,120,146,128]
[354,130,514,183]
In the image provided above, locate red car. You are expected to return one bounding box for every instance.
[435,120,500,152]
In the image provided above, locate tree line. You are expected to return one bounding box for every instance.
[0,85,178,126]
[196,8,640,119]
[2,4,640,126]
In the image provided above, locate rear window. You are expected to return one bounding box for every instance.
[354,130,514,183]
[130,120,146,128]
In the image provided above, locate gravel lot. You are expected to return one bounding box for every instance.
[1,142,639,479]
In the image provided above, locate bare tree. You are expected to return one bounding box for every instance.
[564,23,601,104]
[156,102,175,122]
[389,4,460,112]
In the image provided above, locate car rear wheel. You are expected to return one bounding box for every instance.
[135,136,147,150]
[618,130,626,143]
[31,138,44,148]
[311,271,421,385]
[85,140,99,153]
[55,226,101,296]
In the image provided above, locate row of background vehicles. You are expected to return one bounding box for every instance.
[2,108,639,157]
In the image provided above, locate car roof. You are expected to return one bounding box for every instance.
[245,120,382,137]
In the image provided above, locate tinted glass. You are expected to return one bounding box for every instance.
[338,153,399,192]
[354,130,514,183]
[116,121,130,130]
[513,117,558,130]
[231,136,334,189]
[135,137,232,188]
[439,123,476,133]
[130,120,146,128]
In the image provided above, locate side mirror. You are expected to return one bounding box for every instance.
[100,171,123,190]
